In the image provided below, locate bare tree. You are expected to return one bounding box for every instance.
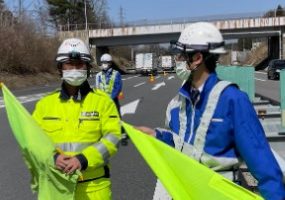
[46,0,111,30]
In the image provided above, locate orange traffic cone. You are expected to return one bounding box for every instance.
[118,91,124,100]
[149,74,155,83]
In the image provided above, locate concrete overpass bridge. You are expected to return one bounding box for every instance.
[58,16,285,64]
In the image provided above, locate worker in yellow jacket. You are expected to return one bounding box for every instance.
[32,38,121,200]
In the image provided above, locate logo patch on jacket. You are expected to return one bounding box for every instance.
[81,111,99,117]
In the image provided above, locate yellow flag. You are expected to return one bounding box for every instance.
[123,122,263,200]
[1,83,80,200]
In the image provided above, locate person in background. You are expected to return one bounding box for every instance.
[95,53,122,113]
[137,22,285,200]
[95,53,128,145]
[33,38,121,200]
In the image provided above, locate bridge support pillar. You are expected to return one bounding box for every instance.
[282,32,285,59]
[89,45,110,66]
[268,36,280,60]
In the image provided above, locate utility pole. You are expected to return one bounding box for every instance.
[84,0,89,48]
[84,0,88,31]
[18,0,23,19]
[119,6,124,27]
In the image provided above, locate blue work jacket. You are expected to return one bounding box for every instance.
[156,72,285,200]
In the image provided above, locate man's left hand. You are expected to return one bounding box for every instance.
[63,156,82,175]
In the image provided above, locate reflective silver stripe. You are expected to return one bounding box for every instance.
[193,81,232,160]
[166,95,188,151]
[182,142,239,170]
[177,97,187,151]
[94,142,109,163]
[56,142,94,152]
[104,133,120,146]
[219,171,234,181]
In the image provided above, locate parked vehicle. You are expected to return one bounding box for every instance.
[135,53,144,74]
[159,55,174,71]
[135,53,157,75]
[267,59,285,80]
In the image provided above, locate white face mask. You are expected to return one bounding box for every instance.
[62,69,87,86]
[175,61,191,81]
[101,63,110,70]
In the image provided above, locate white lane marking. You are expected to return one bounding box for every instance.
[151,82,166,90]
[120,99,140,116]
[255,78,266,81]
[255,71,267,75]
[168,76,175,80]
[134,82,146,88]
[122,75,140,81]
[0,92,47,109]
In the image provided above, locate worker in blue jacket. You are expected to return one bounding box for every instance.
[137,22,285,200]
[95,53,129,145]
[95,53,122,113]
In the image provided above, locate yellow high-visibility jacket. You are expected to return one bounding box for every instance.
[32,83,121,191]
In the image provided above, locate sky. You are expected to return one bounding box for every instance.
[107,0,285,23]
[5,0,285,23]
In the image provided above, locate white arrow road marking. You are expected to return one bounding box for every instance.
[151,82,166,91]
[0,92,47,109]
[120,99,140,116]
[168,76,175,80]
[134,82,146,87]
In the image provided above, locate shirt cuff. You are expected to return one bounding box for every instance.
[76,154,88,170]
[53,152,60,163]
[154,128,163,139]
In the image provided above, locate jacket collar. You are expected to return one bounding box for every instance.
[179,72,219,100]
[60,81,93,101]
[103,67,113,75]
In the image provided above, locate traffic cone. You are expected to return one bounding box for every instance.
[149,74,155,83]
[118,91,124,100]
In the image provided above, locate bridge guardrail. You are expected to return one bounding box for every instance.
[59,11,268,31]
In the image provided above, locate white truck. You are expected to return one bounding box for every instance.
[135,53,157,75]
[160,55,174,71]
[135,53,144,74]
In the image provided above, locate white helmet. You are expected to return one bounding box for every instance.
[172,22,226,54]
[100,53,112,62]
[56,38,92,63]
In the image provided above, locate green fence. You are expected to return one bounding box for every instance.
[216,65,255,102]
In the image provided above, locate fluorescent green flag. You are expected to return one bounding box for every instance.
[1,83,81,200]
[123,122,263,200]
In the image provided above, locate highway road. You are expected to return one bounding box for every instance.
[255,70,281,103]
[0,71,282,199]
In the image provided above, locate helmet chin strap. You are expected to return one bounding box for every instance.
[190,64,200,72]
[187,59,200,72]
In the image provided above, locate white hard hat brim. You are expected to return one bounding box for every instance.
[170,40,227,54]
[56,53,93,63]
